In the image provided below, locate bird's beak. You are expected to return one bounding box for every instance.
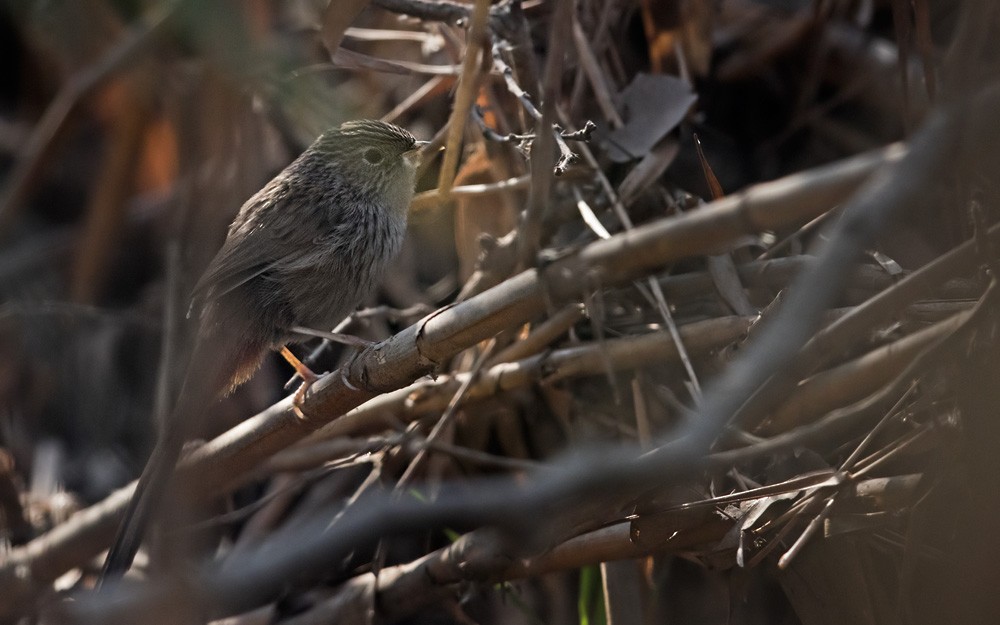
[404,141,430,166]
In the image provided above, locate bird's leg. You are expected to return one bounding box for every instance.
[282,327,379,414]
[279,346,319,418]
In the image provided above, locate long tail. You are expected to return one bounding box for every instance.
[100,418,188,579]
[101,324,266,582]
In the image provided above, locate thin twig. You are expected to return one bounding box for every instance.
[373,0,471,23]
[436,0,492,198]
[564,108,704,402]
[396,340,497,488]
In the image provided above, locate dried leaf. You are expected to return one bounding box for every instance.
[694,134,757,316]
[617,136,680,206]
[605,74,697,162]
[707,254,757,316]
[330,47,459,75]
[693,133,725,201]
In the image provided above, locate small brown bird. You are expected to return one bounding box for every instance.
[102,120,425,578]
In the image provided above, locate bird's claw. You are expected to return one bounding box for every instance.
[281,345,322,420]
[291,368,319,420]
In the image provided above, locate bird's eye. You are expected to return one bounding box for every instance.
[363,148,384,164]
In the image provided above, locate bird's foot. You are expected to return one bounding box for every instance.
[280,346,321,419]
[292,376,318,420]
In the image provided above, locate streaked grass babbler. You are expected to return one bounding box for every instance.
[102,120,425,579]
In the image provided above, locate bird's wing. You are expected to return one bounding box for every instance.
[189,178,317,310]
[189,236,275,308]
